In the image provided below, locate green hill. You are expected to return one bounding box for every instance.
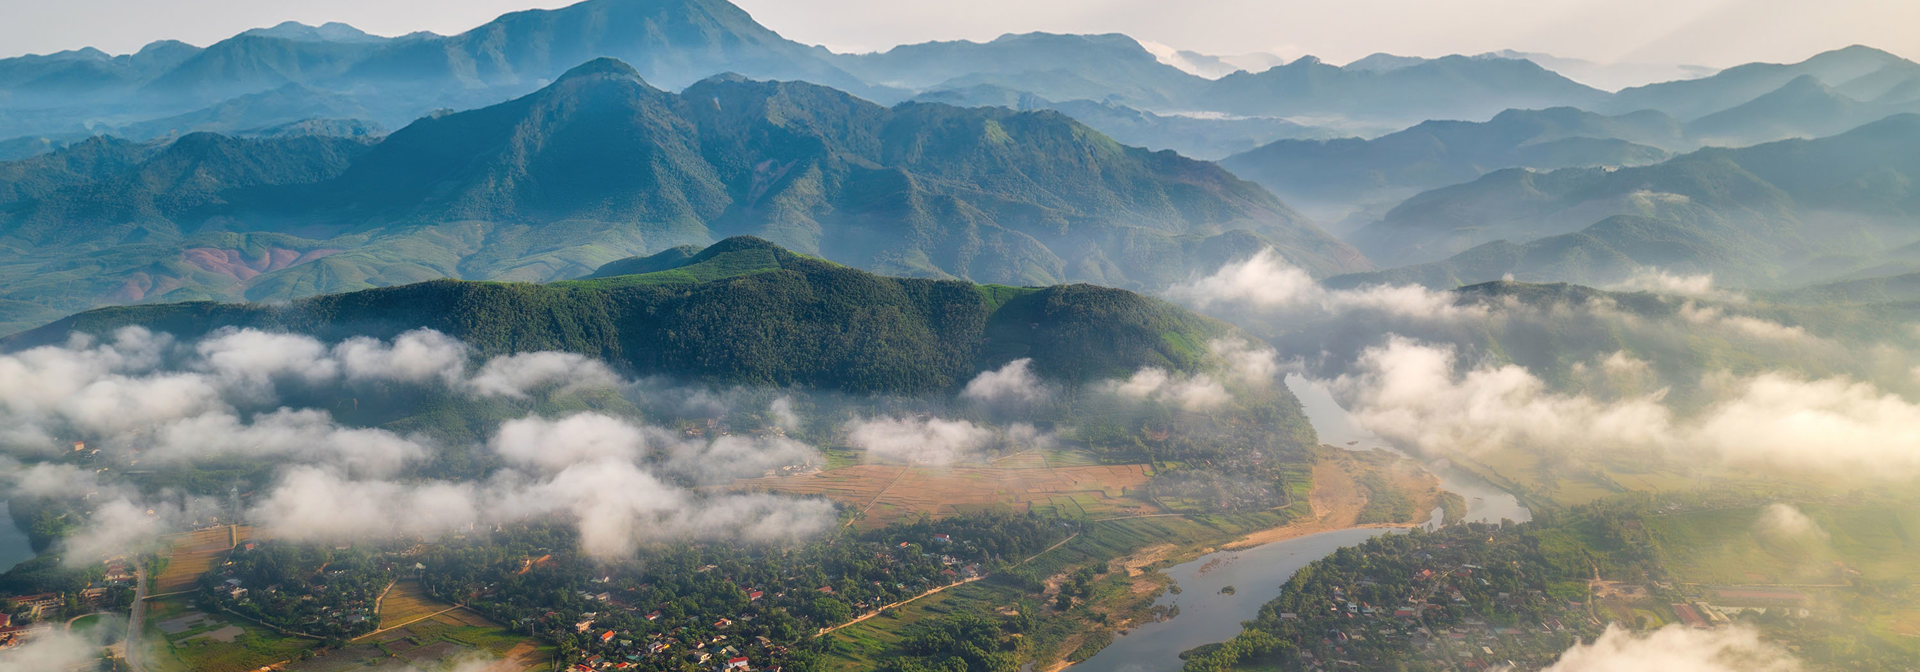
[0,59,1365,337]
[9,237,1237,394]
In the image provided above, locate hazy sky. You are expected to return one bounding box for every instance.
[2,0,1915,67]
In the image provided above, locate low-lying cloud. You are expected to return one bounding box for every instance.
[1535,624,1799,672]
[963,358,1052,407]
[253,411,836,560]
[1334,337,1920,478]
[846,416,996,466]
[0,627,104,672]
[1168,248,1472,323]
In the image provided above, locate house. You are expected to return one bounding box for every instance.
[932,534,951,544]
[747,590,763,601]
[600,630,617,643]
[725,657,750,670]
[714,618,732,628]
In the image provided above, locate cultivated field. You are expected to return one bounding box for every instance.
[153,526,250,594]
[143,596,311,672]
[290,605,549,672]
[735,451,1157,528]
[375,580,454,631]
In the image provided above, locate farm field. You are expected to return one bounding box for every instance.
[736,452,1158,528]
[142,596,313,672]
[374,580,455,632]
[153,526,250,595]
[291,607,550,672]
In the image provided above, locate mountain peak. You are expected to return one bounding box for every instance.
[556,57,644,83]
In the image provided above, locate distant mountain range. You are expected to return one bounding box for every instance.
[1220,107,1686,223]
[0,58,1364,336]
[9,236,1239,393]
[9,0,1905,165]
[1333,114,1920,288]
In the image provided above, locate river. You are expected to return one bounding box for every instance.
[1067,376,1529,672]
[0,500,36,573]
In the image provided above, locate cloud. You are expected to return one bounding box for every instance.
[253,461,836,561]
[466,351,619,399]
[1209,338,1280,386]
[768,396,801,431]
[1753,503,1826,542]
[1607,269,1739,301]
[196,328,341,393]
[57,495,222,566]
[1691,374,1920,475]
[334,329,470,385]
[491,413,652,472]
[1537,624,1799,672]
[962,358,1051,407]
[0,327,842,564]
[148,408,431,478]
[660,434,820,484]
[0,627,103,672]
[1678,302,1809,343]
[1334,338,1920,478]
[1332,337,1676,458]
[1106,368,1233,411]
[1168,248,1473,322]
[249,467,483,544]
[846,416,995,466]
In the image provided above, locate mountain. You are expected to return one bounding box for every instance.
[346,0,870,93]
[0,60,1366,336]
[831,33,1205,108]
[8,237,1239,393]
[1685,74,1920,145]
[1340,114,1920,286]
[1199,55,1610,125]
[909,84,1327,160]
[1474,50,1719,92]
[1220,107,1682,215]
[1606,45,1914,120]
[0,0,876,141]
[238,21,396,44]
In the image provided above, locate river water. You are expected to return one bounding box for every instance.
[1067,376,1530,672]
[0,500,36,573]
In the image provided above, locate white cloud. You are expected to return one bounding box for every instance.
[1692,374,1920,475]
[1209,338,1280,386]
[466,351,619,399]
[1168,248,1473,322]
[963,358,1051,406]
[1538,624,1799,672]
[147,408,431,478]
[195,328,340,392]
[1332,337,1676,458]
[0,627,103,672]
[1335,337,1920,479]
[1608,269,1737,301]
[1754,503,1826,542]
[334,329,470,385]
[1678,302,1809,343]
[846,416,995,466]
[1106,368,1233,411]
[491,413,653,472]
